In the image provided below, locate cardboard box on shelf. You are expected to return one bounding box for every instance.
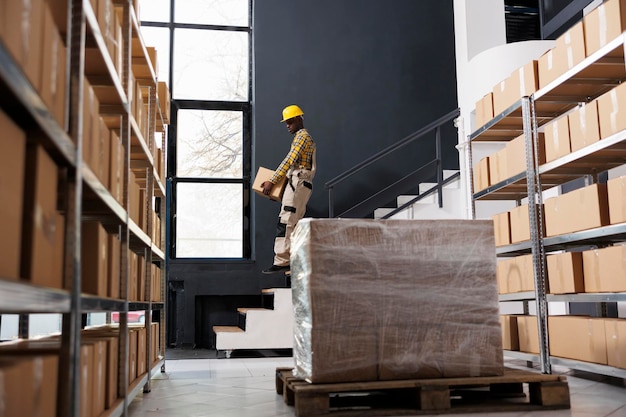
[22,144,62,289]
[157,81,171,123]
[97,117,112,187]
[608,175,626,224]
[538,21,586,88]
[0,110,26,281]
[584,0,626,56]
[604,319,626,369]
[41,3,67,128]
[496,259,509,294]
[3,0,44,92]
[502,254,534,293]
[488,147,507,185]
[500,315,520,351]
[473,156,490,192]
[492,60,539,115]
[582,245,626,292]
[129,251,138,301]
[597,82,626,138]
[82,333,119,409]
[544,183,609,236]
[82,221,109,297]
[86,340,107,417]
[129,329,138,384]
[0,355,58,417]
[129,170,142,225]
[137,254,145,302]
[108,233,120,299]
[252,167,287,202]
[505,132,546,178]
[543,115,571,162]
[568,101,600,152]
[509,204,530,243]
[109,129,123,204]
[83,80,100,169]
[53,212,65,288]
[517,315,540,354]
[137,326,147,376]
[475,92,494,128]
[549,316,608,365]
[547,251,584,294]
[80,343,94,417]
[492,211,511,247]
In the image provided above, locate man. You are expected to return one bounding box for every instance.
[261,104,316,274]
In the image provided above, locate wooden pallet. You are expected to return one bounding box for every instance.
[275,367,570,417]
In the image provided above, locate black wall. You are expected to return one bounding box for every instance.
[168,0,458,348]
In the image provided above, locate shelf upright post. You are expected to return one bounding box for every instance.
[57,0,86,416]
[144,83,157,393]
[522,96,551,374]
[119,0,133,414]
[465,132,476,219]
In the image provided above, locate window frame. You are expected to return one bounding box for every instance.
[141,0,253,261]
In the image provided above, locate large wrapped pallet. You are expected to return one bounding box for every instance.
[290,219,503,383]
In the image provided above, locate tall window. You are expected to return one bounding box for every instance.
[140,0,252,259]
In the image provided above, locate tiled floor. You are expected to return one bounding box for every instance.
[129,356,626,417]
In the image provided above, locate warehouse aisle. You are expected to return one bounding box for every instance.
[128,357,626,416]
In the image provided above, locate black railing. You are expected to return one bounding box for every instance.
[325,108,460,218]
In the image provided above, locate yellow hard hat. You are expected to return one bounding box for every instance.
[280,105,304,122]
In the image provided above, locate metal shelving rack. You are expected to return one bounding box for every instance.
[468,31,626,379]
[0,0,167,416]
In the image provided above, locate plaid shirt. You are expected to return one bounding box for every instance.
[270,128,315,184]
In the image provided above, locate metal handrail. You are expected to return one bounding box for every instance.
[325,108,460,218]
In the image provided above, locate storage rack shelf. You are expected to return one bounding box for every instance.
[106,359,165,417]
[505,350,626,379]
[0,0,168,415]
[469,29,626,380]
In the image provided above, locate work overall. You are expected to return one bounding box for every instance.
[273,168,313,267]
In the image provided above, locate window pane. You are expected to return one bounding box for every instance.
[175,0,248,27]
[176,183,243,258]
[139,26,170,83]
[177,110,243,178]
[173,29,248,101]
[138,0,170,22]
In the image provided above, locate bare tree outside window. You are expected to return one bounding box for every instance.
[177,110,243,178]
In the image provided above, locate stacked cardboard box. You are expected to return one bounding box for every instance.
[291,219,503,383]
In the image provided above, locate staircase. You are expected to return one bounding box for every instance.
[213,288,294,358]
[374,169,517,221]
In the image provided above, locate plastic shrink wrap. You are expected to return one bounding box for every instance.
[290,218,503,383]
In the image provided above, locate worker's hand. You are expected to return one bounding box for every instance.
[261,181,274,195]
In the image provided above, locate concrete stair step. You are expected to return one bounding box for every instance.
[213,326,243,333]
[373,207,412,219]
[398,187,460,206]
[419,179,460,194]
[214,288,294,352]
